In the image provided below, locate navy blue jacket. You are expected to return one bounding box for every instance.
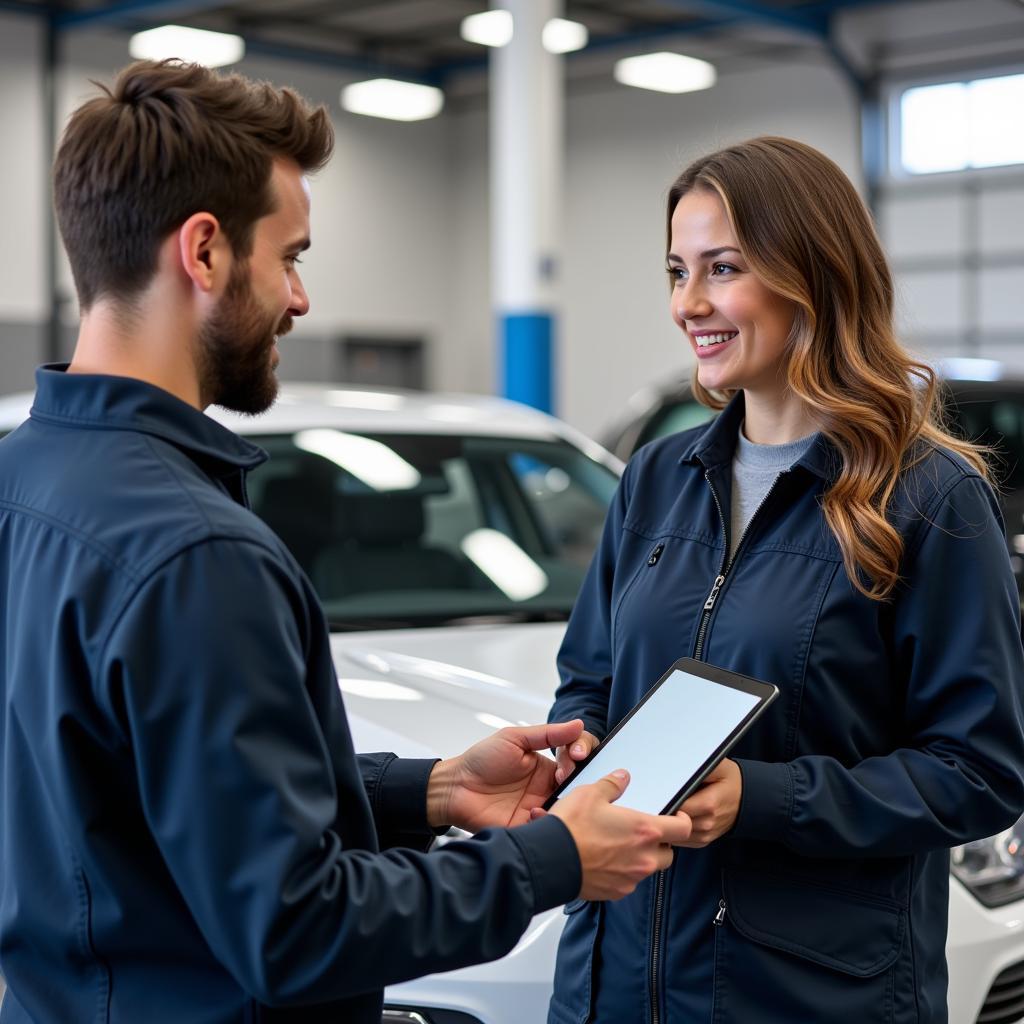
[0,366,580,1024]
[548,394,1024,1024]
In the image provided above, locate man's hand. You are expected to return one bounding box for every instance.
[676,758,742,847]
[427,720,586,832]
[551,769,693,901]
[554,729,599,785]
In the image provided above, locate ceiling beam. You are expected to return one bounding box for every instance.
[0,0,54,14]
[657,0,828,37]
[239,34,441,84]
[55,0,230,29]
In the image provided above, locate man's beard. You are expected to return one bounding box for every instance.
[197,262,290,415]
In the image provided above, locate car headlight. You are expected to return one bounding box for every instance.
[383,1011,430,1024]
[951,817,1024,907]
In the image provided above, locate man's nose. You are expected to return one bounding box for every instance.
[289,275,310,317]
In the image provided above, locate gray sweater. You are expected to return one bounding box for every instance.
[730,425,816,558]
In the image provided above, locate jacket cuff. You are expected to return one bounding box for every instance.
[505,815,582,913]
[731,759,794,841]
[376,756,441,836]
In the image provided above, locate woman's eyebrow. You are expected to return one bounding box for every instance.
[666,246,741,264]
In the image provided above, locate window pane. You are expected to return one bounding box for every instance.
[969,74,1024,169]
[900,82,969,174]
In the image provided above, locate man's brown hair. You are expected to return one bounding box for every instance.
[54,59,334,311]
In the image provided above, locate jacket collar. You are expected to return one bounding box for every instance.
[30,364,268,473]
[677,390,839,482]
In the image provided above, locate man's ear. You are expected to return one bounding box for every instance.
[176,212,231,294]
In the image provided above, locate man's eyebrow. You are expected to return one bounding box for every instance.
[285,237,311,252]
[666,246,741,264]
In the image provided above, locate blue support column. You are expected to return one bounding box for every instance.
[501,312,553,413]
[490,0,563,414]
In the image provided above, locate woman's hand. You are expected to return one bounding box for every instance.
[676,758,742,847]
[554,730,599,785]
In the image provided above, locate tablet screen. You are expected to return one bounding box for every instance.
[556,666,762,815]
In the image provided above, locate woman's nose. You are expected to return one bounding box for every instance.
[675,277,712,323]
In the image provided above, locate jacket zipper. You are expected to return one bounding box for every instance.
[647,467,786,1024]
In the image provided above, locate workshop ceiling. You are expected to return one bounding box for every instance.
[8,0,1024,97]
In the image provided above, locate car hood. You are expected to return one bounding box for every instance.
[330,622,568,760]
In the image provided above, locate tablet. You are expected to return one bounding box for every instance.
[543,658,778,816]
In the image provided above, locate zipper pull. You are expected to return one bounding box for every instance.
[703,575,726,611]
[713,900,727,926]
[647,543,664,567]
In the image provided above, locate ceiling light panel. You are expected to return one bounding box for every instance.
[542,18,588,54]
[613,52,716,94]
[129,25,245,68]
[340,79,445,122]
[460,9,514,48]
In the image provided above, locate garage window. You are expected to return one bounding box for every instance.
[898,72,1024,175]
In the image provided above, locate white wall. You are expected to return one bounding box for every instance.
[0,13,46,323]
[0,12,47,391]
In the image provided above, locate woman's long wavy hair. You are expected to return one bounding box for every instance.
[667,136,990,600]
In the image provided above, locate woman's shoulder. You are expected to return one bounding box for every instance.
[894,438,999,525]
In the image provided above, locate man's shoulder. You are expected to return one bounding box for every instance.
[0,416,281,579]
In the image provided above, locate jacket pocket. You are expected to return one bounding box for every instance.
[713,869,909,1024]
[548,900,604,1024]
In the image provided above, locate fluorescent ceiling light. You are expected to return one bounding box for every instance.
[460,528,548,602]
[543,18,588,54]
[129,25,244,68]
[614,52,716,94]
[340,79,444,122]
[460,9,514,47]
[294,429,422,491]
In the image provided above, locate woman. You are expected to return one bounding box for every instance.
[546,136,1024,1024]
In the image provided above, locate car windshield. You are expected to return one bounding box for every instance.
[945,388,1024,490]
[247,432,619,630]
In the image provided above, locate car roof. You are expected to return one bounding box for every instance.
[0,382,621,468]
[211,384,567,439]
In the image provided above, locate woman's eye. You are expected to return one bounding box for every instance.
[286,255,303,267]
[666,266,686,282]
[711,263,735,276]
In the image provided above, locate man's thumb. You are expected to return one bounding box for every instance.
[594,768,629,802]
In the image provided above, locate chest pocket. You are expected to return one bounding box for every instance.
[612,532,721,677]
[713,869,909,1024]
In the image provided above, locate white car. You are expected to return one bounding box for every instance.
[1,384,1023,1024]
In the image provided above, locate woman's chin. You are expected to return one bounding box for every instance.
[695,367,734,393]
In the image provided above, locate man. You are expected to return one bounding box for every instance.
[0,60,691,1022]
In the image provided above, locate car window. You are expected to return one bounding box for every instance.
[636,399,716,450]
[247,432,619,630]
[946,391,1024,489]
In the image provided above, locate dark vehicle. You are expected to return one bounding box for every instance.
[600,359,1024,607]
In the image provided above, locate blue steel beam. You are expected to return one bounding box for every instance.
[657,0,828,38]
[56,0,231,28]
[0,0,52,12]
[242,36,440,86]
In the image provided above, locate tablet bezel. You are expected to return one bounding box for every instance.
[543,657,778,816]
